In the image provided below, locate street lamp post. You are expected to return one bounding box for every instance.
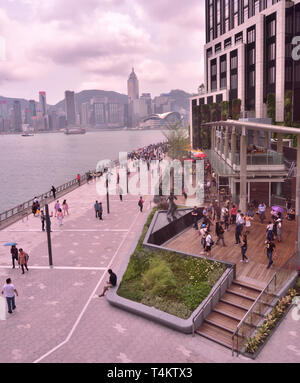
[44,200,53,267]
[106,173,110,214]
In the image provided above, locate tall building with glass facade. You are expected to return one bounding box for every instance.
[65,91,76,126]
[191,0,300,125]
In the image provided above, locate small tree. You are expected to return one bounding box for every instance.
[163,122,190,160]
[232,99,241,120]
[201,104,211,123]
[221,101,229,121]
[211,103,218,121]
[266,93,276,125]
[284,90,293,127]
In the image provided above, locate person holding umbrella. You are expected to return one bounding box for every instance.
[3,243,18,269]
[10,245,18,269]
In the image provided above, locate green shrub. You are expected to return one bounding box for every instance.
[142,257,177,297]
[232,99,241,120]
[266,93,275,124]
[221,101,229,120]
[141,295,192,319]
[181,281,211,311]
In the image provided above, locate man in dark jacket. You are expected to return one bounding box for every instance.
[99,269,117,297]
[10,245,18,269]
[51,186,56,199]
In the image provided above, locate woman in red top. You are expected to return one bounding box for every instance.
[230,204,237,224]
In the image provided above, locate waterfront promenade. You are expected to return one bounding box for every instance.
[0,179,299,363]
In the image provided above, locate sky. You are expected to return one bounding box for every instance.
[0,0,205,104]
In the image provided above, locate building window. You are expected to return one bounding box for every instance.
[231,73,238,89]
[224,37,232,48]
[211,60,217,75]
[268,43,276,60]
[215,43,222,53]
[248,49,255,65]
[268,66,275,84]
[231,55,238,69]
[220,56,227,72]
[207,47,213,58]
[220,77,227,88]
[248,71,255,87]
[247,28,255,44]
[267,19,276,38]
[285,66,292,82]
[207,96,213,104]
[295,64,300,81]
[235,31,243,43]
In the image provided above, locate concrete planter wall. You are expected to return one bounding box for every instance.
[107,208,236,334]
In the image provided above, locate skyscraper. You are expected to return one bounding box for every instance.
[39,92,47,116]
[65,91,76,126]
[29,100,36,117]
[127,68,140,128]
[0,101,8,118]
[13,101,22,132]
[80,102,90,126]
[127,68,139,103]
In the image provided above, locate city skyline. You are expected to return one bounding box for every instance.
[0,0,205,104]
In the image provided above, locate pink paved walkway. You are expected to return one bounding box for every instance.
[0,179,299,363]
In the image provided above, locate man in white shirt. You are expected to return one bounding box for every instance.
[258,202,266,223]
[205,232,213,254]
[1,278,18,314]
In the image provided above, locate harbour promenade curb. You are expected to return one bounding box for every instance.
[0,175,298,362]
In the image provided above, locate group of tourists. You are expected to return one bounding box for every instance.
[128,142,169,164]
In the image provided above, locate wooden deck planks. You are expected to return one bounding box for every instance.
[165,209,297,288]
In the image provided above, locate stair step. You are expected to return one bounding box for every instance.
[216,301,248,319]
[205,311,239,332]
[221,292,254,310]
[226,289,256,301]
[232,279,263,293]
[229,284,261,299]
[213,308,245,322]
[196,322,240,350]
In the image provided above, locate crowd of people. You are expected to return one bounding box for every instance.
[192,165,295,270]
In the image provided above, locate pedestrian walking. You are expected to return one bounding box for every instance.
[192,206,199,230]
[245,214,253,231]
[235,218,243,244]
[62,200,69,216]
[119,186,123,202]
[57,208,64,226]
[205,231,214,254]
[51,185,56,199]
[99,202,103,220]
[77,173,81,186]
[94,200,100,218]
[40,210,46,231]
[230,204,237,225]
[240,232,249,263]
[98,269,117,297]
[1,278,18,314]
[54,200,60,217]
[138,196,144,212]
[258,202,266,223]
[10,245,18,269]
[215,221,226,246]
[18,249,29,274]
[276,218,282,242]
[266,221,274,241]
[265,240,276,269]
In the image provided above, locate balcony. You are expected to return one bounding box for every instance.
[234,150,284,166]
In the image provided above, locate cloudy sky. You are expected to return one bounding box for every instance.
[0,0,205,104]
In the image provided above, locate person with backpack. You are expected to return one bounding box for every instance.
[18,248,29,275]
[10,245,18,269]
[98,269,117,297]
[215,221,226,246]
[138,196,144,212]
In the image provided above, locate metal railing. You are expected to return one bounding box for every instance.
[271,195,295,209]
[234,150,284,166]
[231,252,298,356]
[0,174,88,225]
[192,264,236,336]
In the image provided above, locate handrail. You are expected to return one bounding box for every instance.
[231,252,297,356]
[192,264,235,336]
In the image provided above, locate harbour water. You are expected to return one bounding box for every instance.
[0,130,166,212]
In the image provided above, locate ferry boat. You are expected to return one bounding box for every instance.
[64,127,86,135]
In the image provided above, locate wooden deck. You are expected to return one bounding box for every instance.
[165,210,297,289]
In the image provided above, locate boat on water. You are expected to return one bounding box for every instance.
[21,124,34,136]
[22,133,34,137]
[64,127,86,135]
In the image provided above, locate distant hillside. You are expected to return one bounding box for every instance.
[53,90,128,112]
[164,89,195,110]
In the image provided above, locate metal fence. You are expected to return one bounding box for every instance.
[231,252,298,356]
